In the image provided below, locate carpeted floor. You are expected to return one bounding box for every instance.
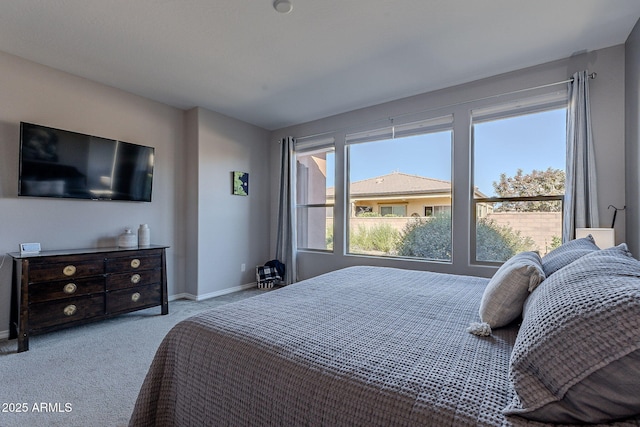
[0,287,273,427]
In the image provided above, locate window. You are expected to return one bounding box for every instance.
[425,206,450,217]
[295,138,335,251]
[472,98,567,263]
[346,116,453,261]
[380,205,406,217]
[355,206,372,215]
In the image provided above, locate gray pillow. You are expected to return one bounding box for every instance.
[541,234,599,276]
[504,244,640,423]
[478,251,545,328]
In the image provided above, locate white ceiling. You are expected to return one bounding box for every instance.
[1,0,639,130]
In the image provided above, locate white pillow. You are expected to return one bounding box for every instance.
[478,251,545,328]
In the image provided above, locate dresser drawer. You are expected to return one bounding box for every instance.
[106,284,161,314]
[29,295,105,331]
[29,277,105,303]
[28,258,104,282]
[106,268,161,291]
[105,253,162,274]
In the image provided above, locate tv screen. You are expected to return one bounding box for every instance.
[19,122,154,202]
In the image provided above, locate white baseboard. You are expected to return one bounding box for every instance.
[168,292,193,301]
[171,282,257,302]
[0,330,8,340]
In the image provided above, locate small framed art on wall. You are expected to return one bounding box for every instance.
[232,171,249,196]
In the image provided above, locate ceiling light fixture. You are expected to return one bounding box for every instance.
[273,0,293,14]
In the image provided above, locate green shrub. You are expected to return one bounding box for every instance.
[325,225,334,250]
[369,223,401,253]
[476,217,535,262]
[397,216,451,261]
[397,213,535,262]
[349,223,401,254]
[357,211,381,217]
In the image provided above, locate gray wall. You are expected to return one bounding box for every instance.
[0,51,271,338]
[625,20,640,255]
[183,107,271,299]
[271,46,627,280]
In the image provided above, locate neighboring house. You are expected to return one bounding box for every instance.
[327,171,486,218]
[325,171,560,255]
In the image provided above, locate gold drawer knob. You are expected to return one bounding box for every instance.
[131,292,141,302]
[63,283,77,294]
[63,304,77,316]
[63,265,77,276]
[131,259,141,268]
[131,274,141,284]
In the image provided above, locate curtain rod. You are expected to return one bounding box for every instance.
[292,72,596,142]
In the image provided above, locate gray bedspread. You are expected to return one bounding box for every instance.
[129,266,640,426]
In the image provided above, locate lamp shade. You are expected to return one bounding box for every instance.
[575,227,615,249]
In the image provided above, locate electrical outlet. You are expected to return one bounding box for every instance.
[241,263,246,272]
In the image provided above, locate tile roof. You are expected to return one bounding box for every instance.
[353,172,452,196]
[327,172,452,197]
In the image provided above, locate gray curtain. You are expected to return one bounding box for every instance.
[275,136,297,284]
[563,71,599,242]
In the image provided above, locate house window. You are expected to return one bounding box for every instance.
[424,206,450,217]
[295,138,335,251]
[346,115,453,261]
[380,205,406,217]
[472,96,567,263]
[355,206,373,215]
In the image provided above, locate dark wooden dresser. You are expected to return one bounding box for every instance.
[8,245,169,352]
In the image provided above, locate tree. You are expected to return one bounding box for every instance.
[492,167,565,212]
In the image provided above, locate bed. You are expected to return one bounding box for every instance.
[129,238,640,426]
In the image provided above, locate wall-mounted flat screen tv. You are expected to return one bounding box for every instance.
[18,122,154,202]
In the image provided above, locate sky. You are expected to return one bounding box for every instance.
[326,108,566,196]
